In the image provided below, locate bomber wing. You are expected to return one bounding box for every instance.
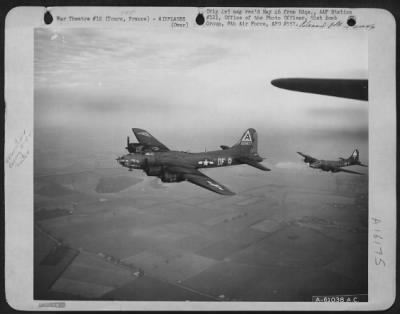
[297,152,318,164]
[167,166,235,196]
[337,168,364,175]
[271,78,368,101]
[132,128,169,152]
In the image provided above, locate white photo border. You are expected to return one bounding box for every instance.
[4,6,396,311]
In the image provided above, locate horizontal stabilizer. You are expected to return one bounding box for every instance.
[220,145,230,150]
[338,168,364,175]
[238,157,270,171]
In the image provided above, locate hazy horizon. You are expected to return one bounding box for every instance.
[34,27,368,168]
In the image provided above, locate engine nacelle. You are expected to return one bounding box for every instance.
[143,157,163,176]
[145,165,163,176]
[161,171,185,183]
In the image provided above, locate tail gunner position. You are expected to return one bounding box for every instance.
[117,128,270,195]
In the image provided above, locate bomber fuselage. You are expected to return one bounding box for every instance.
[310,159,353,172]
[117,147,261,171]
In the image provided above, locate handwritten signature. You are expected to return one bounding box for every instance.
[6,130,32,168]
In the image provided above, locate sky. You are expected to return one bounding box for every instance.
[34,26,368,165]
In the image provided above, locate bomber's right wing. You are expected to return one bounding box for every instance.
[132,128,169,152]
[185,172,235,196]
[297,152,318,164]
[167,165,235,196]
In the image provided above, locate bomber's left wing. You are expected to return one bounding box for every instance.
[337,168,364,175]
[132,128,169,152]
[297,152,318,164]
[167,166,235,196]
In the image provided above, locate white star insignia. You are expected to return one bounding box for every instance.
[198,159,214,166]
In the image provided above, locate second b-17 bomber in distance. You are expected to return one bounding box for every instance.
[117,128,270,195]
[297,149,368,175]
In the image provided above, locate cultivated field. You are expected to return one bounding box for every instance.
[35,153,368,301]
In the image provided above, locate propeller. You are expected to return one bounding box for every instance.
[116,155,125,168]
[125,136,130,150]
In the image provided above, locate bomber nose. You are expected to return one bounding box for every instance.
[117,154,143,169]
[116,156,127,166]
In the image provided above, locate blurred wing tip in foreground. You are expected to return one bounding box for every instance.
[271,78,368,101]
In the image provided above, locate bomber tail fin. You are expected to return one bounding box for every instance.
[348,149,368,167]
[233,129,269,171]
[349,149,359,162]
[233,128,260,157]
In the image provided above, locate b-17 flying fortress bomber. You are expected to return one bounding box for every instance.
[297,150,368,175]
[117,128,270,195]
